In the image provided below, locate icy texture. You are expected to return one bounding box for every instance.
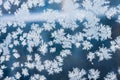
[0,0,120,80]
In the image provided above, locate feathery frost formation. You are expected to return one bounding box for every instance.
[0,0,120,80]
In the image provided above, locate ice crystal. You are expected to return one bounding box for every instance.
[68,68,86,80]
[104,72,117,80]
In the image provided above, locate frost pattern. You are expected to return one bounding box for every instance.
[0,0,120,80]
